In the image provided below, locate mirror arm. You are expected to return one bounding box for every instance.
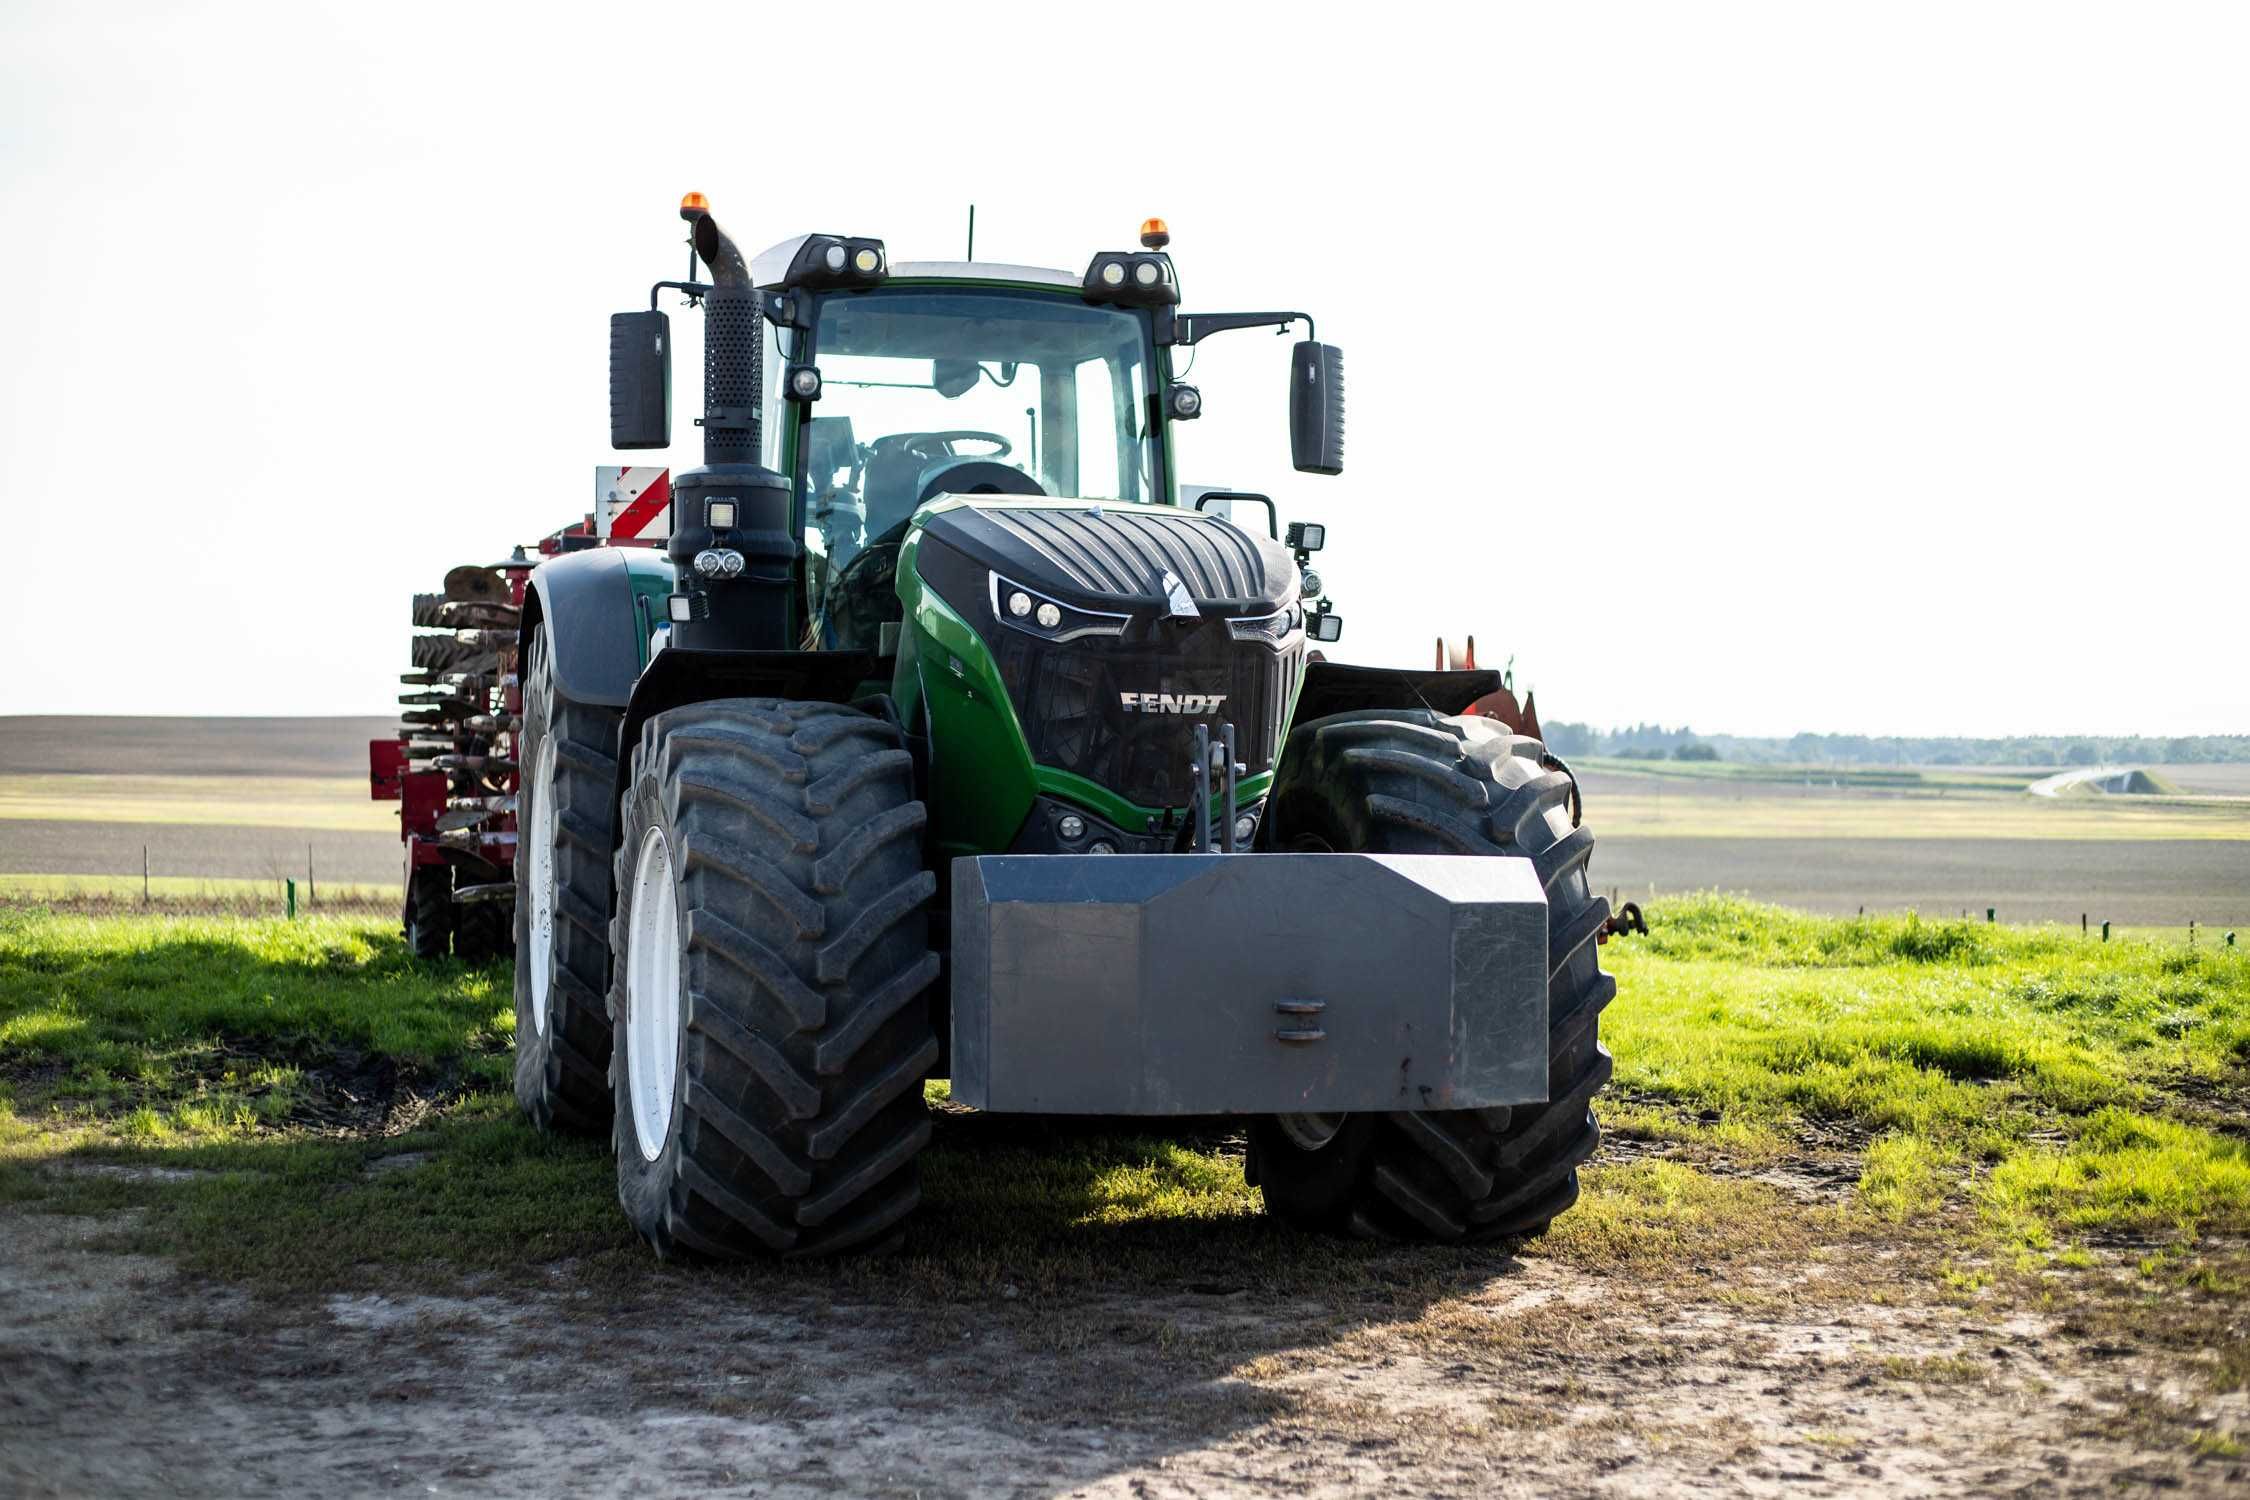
[650,279,712,310]
[649,281,807,324]
[1167,310,1315,346]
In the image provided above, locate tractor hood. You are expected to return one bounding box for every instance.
[911,498,1299,620]
[905,498,1308,816]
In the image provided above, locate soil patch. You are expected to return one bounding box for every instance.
[4,1207,2243,1497]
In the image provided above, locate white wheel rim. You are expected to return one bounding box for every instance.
[526,737,558,1034]
[1276,1112,1347,1151]
[625,824,683,1162]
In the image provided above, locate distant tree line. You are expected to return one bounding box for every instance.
[1539,723,2250,766]
[1542,723,1723,761]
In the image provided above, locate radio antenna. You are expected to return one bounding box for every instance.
[966,204,976,260]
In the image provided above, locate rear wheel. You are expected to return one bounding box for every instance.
[453,891,512,963]
[403,863,451,961]
[1251,710,1615,1242]
[609,698,940,1260]
[512,624,622,1135]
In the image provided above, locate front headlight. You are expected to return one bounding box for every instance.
[987,573,1128,643]
[1226,606,1300,646]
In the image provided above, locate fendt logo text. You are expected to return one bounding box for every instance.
[1119,692,1227,714]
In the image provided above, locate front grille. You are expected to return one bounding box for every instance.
[913,506,1304,814]
[993,622,1300,811]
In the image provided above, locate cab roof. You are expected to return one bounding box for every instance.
[749,235,1078,293]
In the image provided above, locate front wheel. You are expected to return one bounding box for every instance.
[609,698,941,1260]
[1250,710,1615,1242]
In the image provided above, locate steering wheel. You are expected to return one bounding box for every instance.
[882,430,1013,463]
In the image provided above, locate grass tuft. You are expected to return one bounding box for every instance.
[1986,1107,2250,1240]
[1542,1159,1811,1274]
[1859,1133,1954,1221]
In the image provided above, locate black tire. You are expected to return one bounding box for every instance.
[454,895,512,963]
[512,623,622,1135]
[1250,710,1615,1242]
[609,699,940,1260]
[404,863,453,960]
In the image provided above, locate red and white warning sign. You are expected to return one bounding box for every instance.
[596,467,672,542]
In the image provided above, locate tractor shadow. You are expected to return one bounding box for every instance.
[705,1106,1547,1472]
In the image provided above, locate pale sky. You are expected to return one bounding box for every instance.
[3,2,2243,737]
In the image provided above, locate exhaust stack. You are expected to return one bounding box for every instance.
[666,197,793,652]
[683,202,761,468]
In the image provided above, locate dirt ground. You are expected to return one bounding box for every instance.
[0,717,403,887]
[0,817,404,886]
[5,719,2248,919]
[10,824,2241,925]
[5,1186,2241,1498]
[0,717,395,778]
[1590,833,2250,926]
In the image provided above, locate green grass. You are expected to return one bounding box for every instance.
[1603,896,2250,1242]
[0,896,2245,1300]
[0,910,512,1129]
[1986,1107,2250,1242]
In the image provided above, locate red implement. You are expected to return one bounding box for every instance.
[1436,636,1542,742]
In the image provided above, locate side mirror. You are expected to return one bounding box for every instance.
[1289,341,1344,475]
[609,310,671,449]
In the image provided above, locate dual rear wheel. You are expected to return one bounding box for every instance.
[511,626,621,1134]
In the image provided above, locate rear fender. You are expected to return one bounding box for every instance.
[1290,663,1499,727]
[519,548,676,709]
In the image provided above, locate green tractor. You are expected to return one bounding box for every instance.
[513,196,1615,1257]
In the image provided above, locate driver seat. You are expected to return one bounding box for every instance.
[859,444,928,542]
[863,449,1042,538]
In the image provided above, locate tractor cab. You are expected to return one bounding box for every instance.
[771,269,1166,653]
[608,205,1346,662]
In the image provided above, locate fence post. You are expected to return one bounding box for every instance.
[2101,920,2110,942]
[286,879,297,920]
[2081,912,2087,936]
[1986,908,1995,924]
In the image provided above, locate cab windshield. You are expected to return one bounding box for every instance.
[798,289,1158,595]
